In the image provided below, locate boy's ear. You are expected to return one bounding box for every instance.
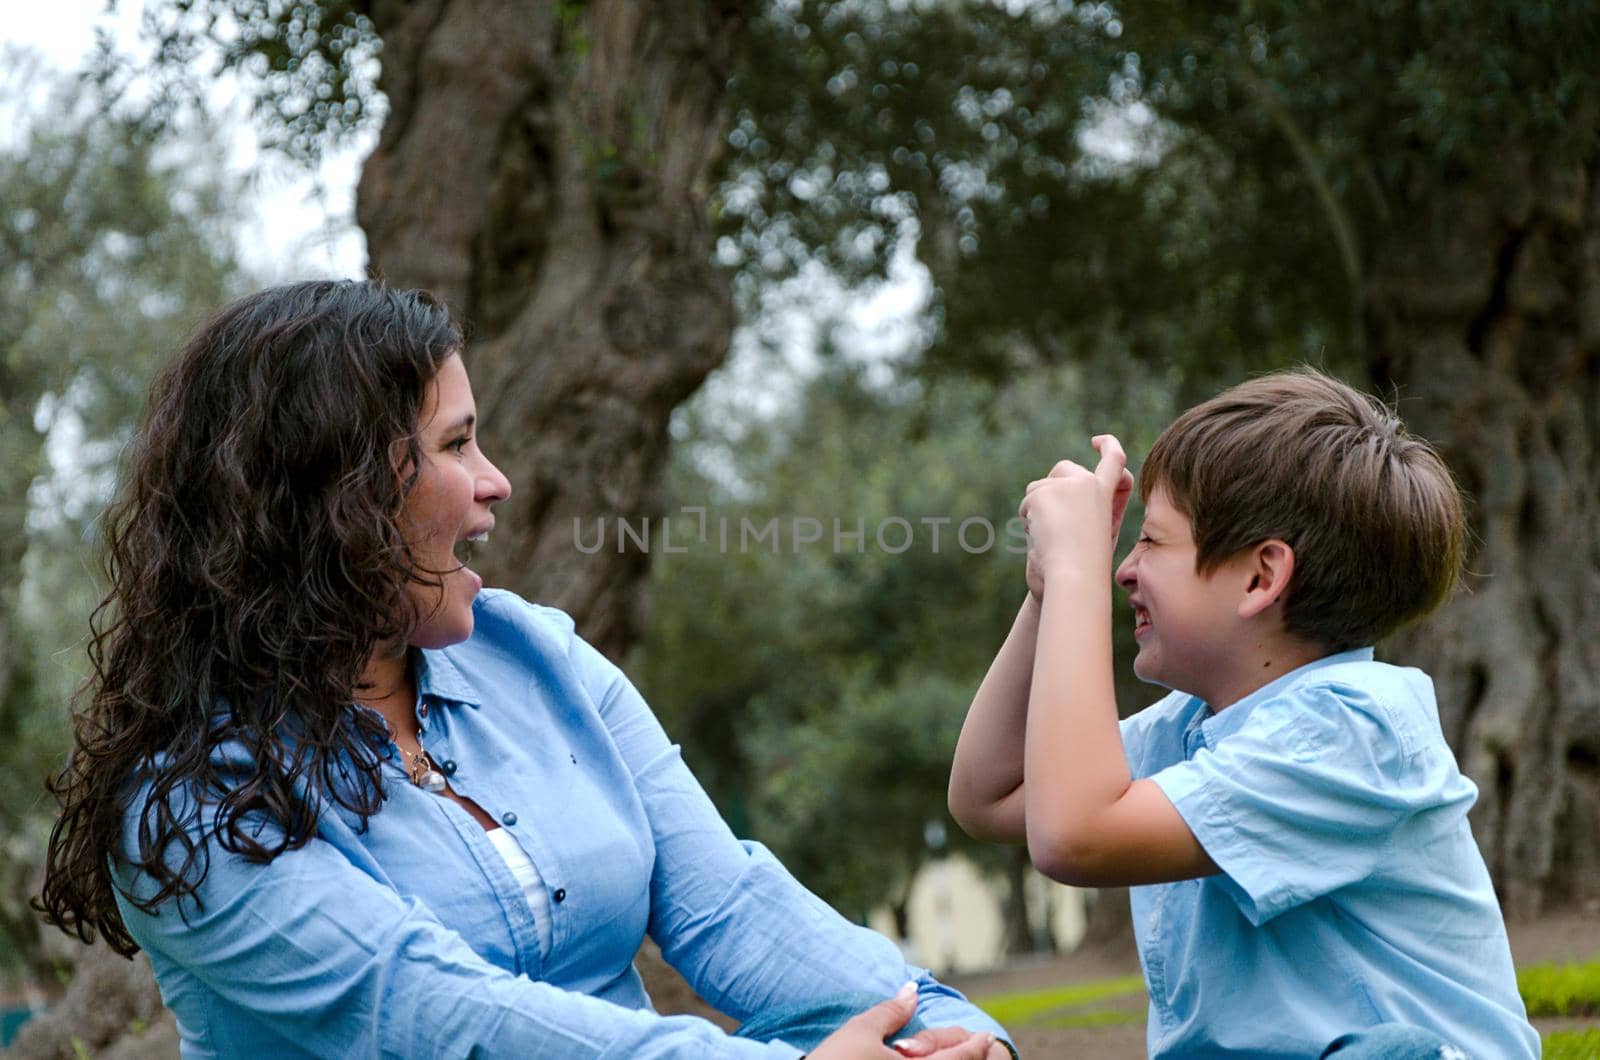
[1237,539,1295,620]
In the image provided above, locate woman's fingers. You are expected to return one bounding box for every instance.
[846,981,918,1039]
[922,1031,1000,1059]
[808,983,919,1059]
[891,1027,971,1056]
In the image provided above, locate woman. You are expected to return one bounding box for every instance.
[37,281,1013,1059]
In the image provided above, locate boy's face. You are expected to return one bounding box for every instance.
[1114,485,1255,704]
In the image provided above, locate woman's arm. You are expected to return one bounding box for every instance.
[113,784,803,1059]
[568,634,1015,1054]
[947,595,1039,843]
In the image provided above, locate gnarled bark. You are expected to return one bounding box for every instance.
[357,0,744,660]
[1369,147,1600,919]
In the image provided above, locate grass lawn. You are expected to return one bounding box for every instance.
[972,956,1600,1056]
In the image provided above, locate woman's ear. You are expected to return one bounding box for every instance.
[1237,539,1295,620]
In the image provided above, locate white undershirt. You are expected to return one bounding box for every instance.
[485,826,553,955]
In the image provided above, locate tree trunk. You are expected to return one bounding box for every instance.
[1077,886,1135,955]
[1367,147,1600,920]
[357,0,744,661]
[999,846,1034,956]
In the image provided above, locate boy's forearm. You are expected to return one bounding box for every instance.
[1024,567,1133,879]
[948,594,1041,840]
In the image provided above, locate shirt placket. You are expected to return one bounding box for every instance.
[1150,719,1213,1036]
[418,695,549,976]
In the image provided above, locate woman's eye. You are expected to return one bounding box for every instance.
[449,436,471,454]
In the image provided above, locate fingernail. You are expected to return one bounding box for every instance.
[897,980,917,1001]
[890,1040,918,1056]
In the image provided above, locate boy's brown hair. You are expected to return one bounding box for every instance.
[1140,368,1466,652]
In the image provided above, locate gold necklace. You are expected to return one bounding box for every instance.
[396,742,448,794]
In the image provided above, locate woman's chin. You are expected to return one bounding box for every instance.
[404,566,483,649]
[411,613,474,650]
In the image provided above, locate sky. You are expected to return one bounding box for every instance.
[0,0,369,280]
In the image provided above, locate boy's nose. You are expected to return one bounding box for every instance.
[1115,552,1137,590]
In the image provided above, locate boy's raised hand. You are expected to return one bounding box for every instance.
[1021,435,1133,592]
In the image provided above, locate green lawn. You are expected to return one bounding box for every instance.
[1519,958,1600,1018]
[973,957,1600,1049]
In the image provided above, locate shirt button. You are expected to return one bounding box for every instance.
[501,811,518,827]
[552,888,566,903]
[441,760,457,776]
[419,703,429,718]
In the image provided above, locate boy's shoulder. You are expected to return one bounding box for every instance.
[1259,657,1446,765]
[1122,654,1454,778]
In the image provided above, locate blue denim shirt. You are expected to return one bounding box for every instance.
[113,590,1008,1058]
[1121,648,1539,1059]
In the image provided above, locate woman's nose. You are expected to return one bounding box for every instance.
[478,457,512,504]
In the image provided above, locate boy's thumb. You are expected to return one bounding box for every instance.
[852,982,918,1037]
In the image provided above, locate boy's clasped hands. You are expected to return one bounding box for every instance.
[1019,434,1136,597]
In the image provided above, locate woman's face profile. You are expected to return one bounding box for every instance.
[398,354,511,648]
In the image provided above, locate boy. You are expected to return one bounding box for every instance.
[948,370,1539,1058]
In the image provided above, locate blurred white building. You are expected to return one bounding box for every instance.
[869,855,1087,974]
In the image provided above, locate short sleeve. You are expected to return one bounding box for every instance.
[1149,682,1431,925]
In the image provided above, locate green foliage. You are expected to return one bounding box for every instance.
[716,0,1599,390]
[1518,957,1600,1019]
[634,353,1176,916]
[116,0,382,162]
[0,57,246,985]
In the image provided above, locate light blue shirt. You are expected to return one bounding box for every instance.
[113,589,1008,1058]
[1121,648,1539,1060]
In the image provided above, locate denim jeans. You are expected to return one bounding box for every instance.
[1320,1023,1471,1059]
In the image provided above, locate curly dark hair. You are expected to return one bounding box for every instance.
[37,279,463,956]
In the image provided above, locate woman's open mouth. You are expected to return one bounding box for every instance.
[451,525,492,589]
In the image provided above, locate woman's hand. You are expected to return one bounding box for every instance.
[807,983,1005,1059]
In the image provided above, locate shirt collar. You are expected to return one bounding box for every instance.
[1185,646,1376,749]
[415,646,482,708]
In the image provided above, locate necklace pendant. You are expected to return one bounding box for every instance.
[417,768,448,794]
